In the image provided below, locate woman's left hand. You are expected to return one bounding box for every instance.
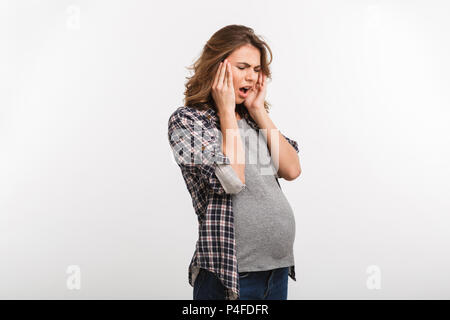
[244,72,268,114]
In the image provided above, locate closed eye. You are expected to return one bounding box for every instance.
[238,67,261,72]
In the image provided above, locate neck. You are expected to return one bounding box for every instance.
[235,103,246,120]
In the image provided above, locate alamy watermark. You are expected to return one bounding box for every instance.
[66,265,81,290]
[169,125,281,176]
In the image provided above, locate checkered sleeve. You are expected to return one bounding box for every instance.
[168,108,232,195]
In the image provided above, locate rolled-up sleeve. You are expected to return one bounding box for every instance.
[215,164,246,195]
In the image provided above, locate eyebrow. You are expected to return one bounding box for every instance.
[237,62,261,68]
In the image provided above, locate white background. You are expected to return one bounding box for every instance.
[1,0,450,299]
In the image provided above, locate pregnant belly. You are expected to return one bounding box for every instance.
[259,213,295,259]
[234,201,296,260]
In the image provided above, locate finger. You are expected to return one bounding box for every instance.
[224,62,228,86]
[218,59,227,86]
[226,62,233,88]
[253,73,259,91]
[255,74,260,90]
[212,62,222,88]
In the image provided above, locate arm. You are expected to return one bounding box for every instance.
[250,110,301,181]
[217,111,246,185]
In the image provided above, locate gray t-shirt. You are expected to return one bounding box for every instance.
[231,118,296,273]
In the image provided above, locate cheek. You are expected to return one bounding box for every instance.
[232,75,241,90]
[232,78,238,90]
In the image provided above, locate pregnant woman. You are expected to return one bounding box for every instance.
[167,24,302,300]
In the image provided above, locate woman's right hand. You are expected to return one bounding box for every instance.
[211,59,235,116]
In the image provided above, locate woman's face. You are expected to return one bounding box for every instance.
[225,44,262,104]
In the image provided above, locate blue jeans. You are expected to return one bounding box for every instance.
[193,267,289,300]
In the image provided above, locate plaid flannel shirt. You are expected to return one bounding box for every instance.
[167,105,300,300]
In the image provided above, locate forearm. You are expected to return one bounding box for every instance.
[250,110,301,180]
[218,111,246,184]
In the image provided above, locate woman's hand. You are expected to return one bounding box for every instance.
[211,59,235,116]
[244,71,268,115]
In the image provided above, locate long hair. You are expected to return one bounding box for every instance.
[183,24,273,116]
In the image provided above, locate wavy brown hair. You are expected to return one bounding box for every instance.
[183,24,273,117]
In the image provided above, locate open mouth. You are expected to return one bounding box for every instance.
[239,87,250,94]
